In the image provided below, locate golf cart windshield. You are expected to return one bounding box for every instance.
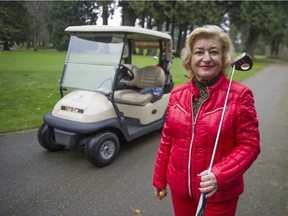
[61,33,125,93]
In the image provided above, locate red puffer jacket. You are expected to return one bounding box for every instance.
[153,73,260,202]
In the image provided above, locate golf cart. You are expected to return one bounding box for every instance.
[38,25,173,167]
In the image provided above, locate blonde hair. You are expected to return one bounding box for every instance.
[181,25,234,78]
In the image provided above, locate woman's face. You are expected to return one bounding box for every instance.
[190,36,223,81]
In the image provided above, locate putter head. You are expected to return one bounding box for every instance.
[232,52,253,71]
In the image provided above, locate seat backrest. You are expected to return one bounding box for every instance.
[134,66,165,89]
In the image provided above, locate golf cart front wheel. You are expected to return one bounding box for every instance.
[37,123,65,151]
[85,132,120,167]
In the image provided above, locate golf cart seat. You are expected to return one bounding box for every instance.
[114,65,165,106]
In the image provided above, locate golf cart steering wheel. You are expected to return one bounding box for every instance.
[119,65,134,81]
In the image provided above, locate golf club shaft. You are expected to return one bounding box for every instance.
[195,65,236,216]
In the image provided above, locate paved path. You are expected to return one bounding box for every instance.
[0,130,173,216]
[0,62,287,216]
[237,61,288,216]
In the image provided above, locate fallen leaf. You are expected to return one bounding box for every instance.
[132,209,141,214]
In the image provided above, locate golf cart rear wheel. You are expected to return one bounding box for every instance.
[37,123,65,152]
[85,132,120,167]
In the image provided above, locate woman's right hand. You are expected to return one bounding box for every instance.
[154,187,167,200]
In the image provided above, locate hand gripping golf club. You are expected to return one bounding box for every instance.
[195,52,253,216]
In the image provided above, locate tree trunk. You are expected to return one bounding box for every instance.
[245,27,259,58]
[3,40,10,51]
[270,35,282,57]
[171,17,175,50]
[175,27,184,57]
[102,3,108,25]
[140,7,145,28]
[121,2,136,26]
[33,28,37,51]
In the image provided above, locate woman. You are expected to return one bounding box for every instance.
[153,25,260,216]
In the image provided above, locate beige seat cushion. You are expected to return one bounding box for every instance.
[114,89,153,106]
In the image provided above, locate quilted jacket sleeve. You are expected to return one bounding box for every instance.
[153,100,173,189]
[212,87,260,190]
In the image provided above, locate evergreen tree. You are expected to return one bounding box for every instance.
[0,1,29,50]
[49,1,99,51]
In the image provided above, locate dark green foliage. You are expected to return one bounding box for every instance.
[49,1,99,51]
[228,1,288,57]
[0,1,29,50]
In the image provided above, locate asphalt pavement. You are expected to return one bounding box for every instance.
[236,61,288,216]
[0,61,287,216]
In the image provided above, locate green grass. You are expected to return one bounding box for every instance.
[0,49,66,133]
[0,50,270,134]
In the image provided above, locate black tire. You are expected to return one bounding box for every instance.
[37,123,65,152]
[84,132,120,167]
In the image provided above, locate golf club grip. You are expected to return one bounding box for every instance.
[195,193,207,216]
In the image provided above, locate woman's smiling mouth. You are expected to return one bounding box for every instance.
[200,65,213,70]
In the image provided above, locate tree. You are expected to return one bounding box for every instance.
[0,1,29,50]
[228,1,288,58]
[97,1,117,25]
[171,1,228,55]
[49,1,99,51]
[119,1,137,26]
[119,0,228,55]
[264,2,288,56]
[24,1,50,50]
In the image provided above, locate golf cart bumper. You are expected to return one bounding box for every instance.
[43,112,122,146]
[44,112,122,134]
[53,128,80,147]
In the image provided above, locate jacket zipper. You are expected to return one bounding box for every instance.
[188,89,210,197]
[188,94,194,197]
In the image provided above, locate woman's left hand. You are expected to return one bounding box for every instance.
[197,170,218,198]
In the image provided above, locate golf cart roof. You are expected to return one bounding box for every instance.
[65,25,171,41]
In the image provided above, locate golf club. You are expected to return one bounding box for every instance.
[195,52,253,216]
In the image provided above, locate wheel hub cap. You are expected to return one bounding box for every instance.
[100,141,115,160]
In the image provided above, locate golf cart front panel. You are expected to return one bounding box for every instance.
[52,90,116,123]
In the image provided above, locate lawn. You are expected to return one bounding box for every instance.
[0,49,66,133]
[0,49,270,134]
